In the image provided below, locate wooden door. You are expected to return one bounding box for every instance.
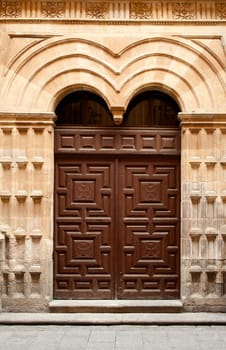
[54,128,180,299]
[117,158,180,299]
[54,157,116,299]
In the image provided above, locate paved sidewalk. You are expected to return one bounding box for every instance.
[0,324,226,350]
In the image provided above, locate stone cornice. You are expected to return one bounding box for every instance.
[0,1,226,23]
[0,112,56,124]
[179,113,226,127]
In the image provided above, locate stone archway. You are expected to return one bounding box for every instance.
[1,33,226,311]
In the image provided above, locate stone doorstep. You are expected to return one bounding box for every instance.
[49,299,183,313]
[1,312,226,325]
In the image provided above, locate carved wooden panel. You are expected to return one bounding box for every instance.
[54,127,180,299]
[118,158,180,299]
[55,128,180,155]
[54,158,115,298]
[54,156,180,299]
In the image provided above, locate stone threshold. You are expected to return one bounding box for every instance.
[1,312,226,325]
[49,299,183,313]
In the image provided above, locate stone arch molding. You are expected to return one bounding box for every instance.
[1,35,226,115]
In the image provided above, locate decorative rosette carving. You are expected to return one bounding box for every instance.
[172,2,195,20]
[0,1,21,17]
[86,2,109,19]
[216,2,226,19]
[130,2,152,19]
[41,1,65,18]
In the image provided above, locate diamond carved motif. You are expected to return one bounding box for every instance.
[86,2,109,19]
[141,240,161,259]
[130,2,152,19]
[140,181,161,202]
[172,2,195,19]
[0,1,21,17]
[73,181,95,202]
[41,1,65,18]
[74,240,94,259]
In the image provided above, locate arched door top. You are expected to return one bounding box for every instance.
[55,89,180,127]
[55,90,114,126]
[123,90,180,127]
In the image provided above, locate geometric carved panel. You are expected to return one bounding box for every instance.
[140,181,161,202]
[54,129,180,300]
[118,158,180,299]
[55,128,180,154]
[73,181,95,202]
[54,159,115,299]
[74,240,94,259]
[140,240,161,259]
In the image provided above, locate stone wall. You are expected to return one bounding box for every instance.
[0,0,226,311]
[0,114,54,311]
[180,114,226,311]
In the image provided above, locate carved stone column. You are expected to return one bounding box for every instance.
[0,230,5,312]
[179,113,226,311]
[0,112,55,311]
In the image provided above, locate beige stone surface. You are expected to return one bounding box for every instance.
[0,113,54,311]
[0,1,226,312]
[180,114,226,311]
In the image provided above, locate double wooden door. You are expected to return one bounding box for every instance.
[54,128,180,299]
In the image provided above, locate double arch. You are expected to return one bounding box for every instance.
[1,35,226,115]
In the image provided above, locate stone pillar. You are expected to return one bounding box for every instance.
[179,113,226,312]
[0,228,6,312]
[0,113,55,312]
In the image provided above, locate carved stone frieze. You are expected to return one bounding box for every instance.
[130,2,152,19]
[0,1,226,21]
[41,1,66,18]
[0,1,21,17]
[172,2,195,20]
[216,2,226,19]
[85,2,109,19]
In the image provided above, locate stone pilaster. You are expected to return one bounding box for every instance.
[180,113,226,311]
[0,113,55,312]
